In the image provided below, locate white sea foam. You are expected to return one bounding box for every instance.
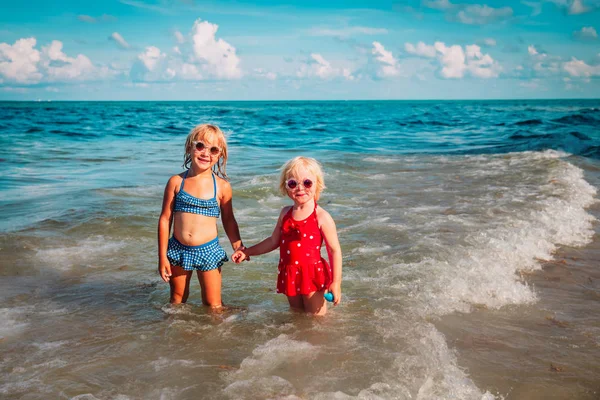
[105,185,163,198]
[258,193,286,205]
[35,236,126,270]
[228,335,316,381]
[367,174,388,180]
[353,245,392,254]
[151,357,196,372]
[31,358,68,369]
[337,217,390,234]
[224,376,296,399]
[32,340,70,351]
[223,335,317,398]
[0,377,50,397]
[363,157,398,164]
[0,307,29,339]
[378,153,597,316]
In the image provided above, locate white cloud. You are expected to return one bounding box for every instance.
[178,63,203,80]
[404,40,500,79]
[0,37,119,85]
[137,46,165,72]
[520,46,571,78]
[483,38,497,46]
[174,31,185,44]
[563,57,600,77]
[464,44,500,78]
[78,15,97,23]
[129,18,243,82]
[110,32,130,49]
[424,1,514,24]
[573,26,598,40]
[41,41,96,81]
[133,46,203,81]
[422,0,454,10]
[568,0,589,14]
[297,53,354,80]
[522,1,543,16]
[0,38,42,84]
[405,41,437,58]
[456,4,513,24]
[528,45,539,55]
[547,0,594,14]
[435,42,501,78]
[372,41,400,77]
[191,19,241,79]
[312,54,334,79]
[309,26,388,38]
[434,42,466,78]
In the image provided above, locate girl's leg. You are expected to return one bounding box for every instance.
[169,265,192,304]
[197,267,222,308]
[286,295,305,312]
[302,291,327,316]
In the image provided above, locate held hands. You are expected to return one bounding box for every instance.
[158,258,172,282]
[231,246,249,264]
[231,248,250,264]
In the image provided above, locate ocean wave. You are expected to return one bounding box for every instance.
[514,118,543,126]
[385,153,596,316]
[35,236,127,270]
[552,114,598,125]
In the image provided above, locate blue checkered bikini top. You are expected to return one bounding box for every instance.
[174,170,220,218]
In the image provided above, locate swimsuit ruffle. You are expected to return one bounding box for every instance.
[276,258,332,296]
[167,237,228,271]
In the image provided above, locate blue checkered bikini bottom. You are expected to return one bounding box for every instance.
[167,237,228,271]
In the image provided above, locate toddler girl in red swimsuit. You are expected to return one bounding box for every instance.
[232,156,342,315]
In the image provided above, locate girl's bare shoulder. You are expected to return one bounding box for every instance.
[316,204,331,218]
[215,175,232,193]
[167,173,184,187]
[316,205,335,225]
[215,174,230,187]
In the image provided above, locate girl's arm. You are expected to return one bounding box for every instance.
[232,207,287,262]
[219,180,244,251]
[319,208,342,305]
[157,175,179,282]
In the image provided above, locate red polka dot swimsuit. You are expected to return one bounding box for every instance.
[277,201,332,296]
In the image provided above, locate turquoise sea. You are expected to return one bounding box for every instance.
[1,100,599,399]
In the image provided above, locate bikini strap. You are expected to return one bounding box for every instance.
[179,170,189,191]
[211,173,217,199]
[313,199,320,226]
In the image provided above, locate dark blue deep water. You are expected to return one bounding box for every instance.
[1,100,599,157]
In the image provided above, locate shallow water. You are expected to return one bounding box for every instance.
[0,100,599,399]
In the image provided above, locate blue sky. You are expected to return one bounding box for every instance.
[0,0,599,100]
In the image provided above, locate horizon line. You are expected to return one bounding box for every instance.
[1,98,599,102]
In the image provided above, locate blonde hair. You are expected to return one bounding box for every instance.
[183,124,228,180]
[279,156,326,200]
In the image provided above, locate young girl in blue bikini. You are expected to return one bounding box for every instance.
[158,124,245,308]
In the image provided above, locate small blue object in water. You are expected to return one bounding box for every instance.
[324,292,334,302]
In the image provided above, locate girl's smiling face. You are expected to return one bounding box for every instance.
[190,137,221,171]
[285,166,317,205]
